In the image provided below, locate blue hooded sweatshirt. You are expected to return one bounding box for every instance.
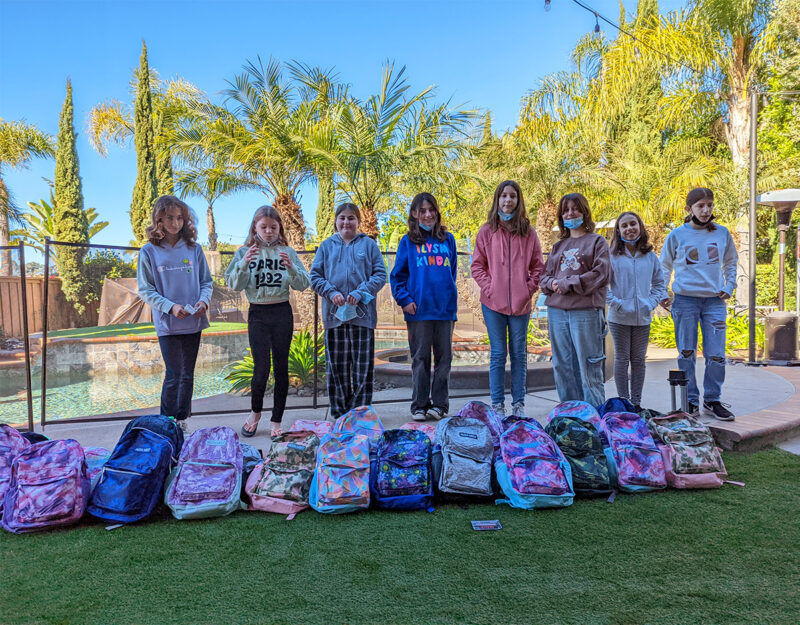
[309,232,387,330]
[390,233,458,322]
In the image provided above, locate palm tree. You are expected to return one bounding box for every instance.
[0,119,55,275]
[594,0,777,169]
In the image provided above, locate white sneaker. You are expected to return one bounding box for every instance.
[511,403,525,418]
[491,403,506,417]
[177,419,189,434]
[411,411,428,422]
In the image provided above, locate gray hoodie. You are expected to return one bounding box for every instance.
[309,233,387,330]
[607,248,668,326]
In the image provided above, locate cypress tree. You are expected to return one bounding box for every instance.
[54,79,90,313]
[130,41,158,243]
[155,109,174,195]
[481,111,493,145]
[316,172,336,239]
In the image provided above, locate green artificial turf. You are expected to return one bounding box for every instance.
[45,321,247,340]
[2,449,799,625]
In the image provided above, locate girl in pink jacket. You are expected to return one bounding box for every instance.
[471,180,545,417]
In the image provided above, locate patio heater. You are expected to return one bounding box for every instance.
[757,189,800,364]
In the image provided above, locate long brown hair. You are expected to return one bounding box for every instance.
[244,205,288,247]
[485,180,531,237]
[146,195,198,247]
[610,211,653,255]
[407,192,448,244]
[556,193,596,239]
[684,187,717,231]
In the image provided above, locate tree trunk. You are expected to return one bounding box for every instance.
[361,203,379,239]
[0,175,11,276]
[645,224,665,254]
[206,203,217,251]
[535,198,558,252]
[725,90,750,170]
[274,193,315,328]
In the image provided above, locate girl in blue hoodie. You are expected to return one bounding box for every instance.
[390,193,458,421]
[137,195,213,433]
[310,203,387,418]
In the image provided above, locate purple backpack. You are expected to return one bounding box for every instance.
[547,401,602,430]
[2,439,90,533]
[456,401,504,459]
[1,425,30,512]
[164,426,243,520]
[599,412,666,493]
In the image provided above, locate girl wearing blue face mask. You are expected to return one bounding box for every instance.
[540,193,611,406]
[390,193,458,421]
[310,203,388,418]
[606,211,667,410]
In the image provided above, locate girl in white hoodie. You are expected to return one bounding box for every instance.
[606,211,667,410]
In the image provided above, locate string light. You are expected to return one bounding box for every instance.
[544,0,551,11]
[594,12,600,33]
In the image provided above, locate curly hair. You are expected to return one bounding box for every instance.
[145,195,198,247]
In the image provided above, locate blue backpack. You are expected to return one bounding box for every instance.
[597,397,636,417]
[87,415,182,523]
[370,429,434,511]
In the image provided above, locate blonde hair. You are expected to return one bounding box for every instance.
[244,205,288,247]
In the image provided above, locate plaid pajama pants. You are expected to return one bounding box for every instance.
[326,324,375,418]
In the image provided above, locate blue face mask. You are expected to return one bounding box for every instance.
[563,217,584,230]
[499,210,515,222]
[419,222,432,232]
[334,291,375,322]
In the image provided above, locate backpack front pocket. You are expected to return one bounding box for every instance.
[255,466,314,502]
[317,465,369,507]
[615,444,665,487]
[92,467,150,514]
[509,457,570,495]
[669,441,724,475]
[15,473,78,523]
[442,452,491,495]
[174,461,237,502]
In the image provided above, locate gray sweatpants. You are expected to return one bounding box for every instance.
[608,322,651,406]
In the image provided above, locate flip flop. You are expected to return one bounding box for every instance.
[241,418,259,438]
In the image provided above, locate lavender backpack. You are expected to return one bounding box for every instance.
[1,424,29,512]
[2,439,90,533]
[83,446,111,491]
[456,401,504,460]
[495,420,574,509]
[164,426,243,520]
[599,412,666,493]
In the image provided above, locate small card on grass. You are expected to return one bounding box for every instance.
[471,519,502,531]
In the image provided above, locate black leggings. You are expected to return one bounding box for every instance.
[248,302,293,422]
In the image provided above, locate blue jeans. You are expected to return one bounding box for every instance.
[548,307,606,407]
[671,294,727,403]
[482,305,530,406]
[157,332,202,420]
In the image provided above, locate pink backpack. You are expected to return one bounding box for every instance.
[245,430,321,516]
[1,425,29,512]
[289,419,334,437]
[2,439,90,533]
[646,412,727,489]
[83,446,111,491]
[400,422,436,441]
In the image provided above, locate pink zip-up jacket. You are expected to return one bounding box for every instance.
[471,224,545,316]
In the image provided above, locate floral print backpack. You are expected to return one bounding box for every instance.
[370,429,433,511]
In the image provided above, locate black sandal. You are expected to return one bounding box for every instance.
[241,416,260,438]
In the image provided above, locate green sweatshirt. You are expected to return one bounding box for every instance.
[225,244,310,303]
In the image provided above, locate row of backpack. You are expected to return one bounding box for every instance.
[0,398,728,533]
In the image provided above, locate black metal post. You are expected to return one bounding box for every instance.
[313,246,319,410]
[40,238,50,428]
[749,89,758,363]
[18,242,34,431]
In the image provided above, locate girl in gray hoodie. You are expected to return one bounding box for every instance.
[310,203,387,418]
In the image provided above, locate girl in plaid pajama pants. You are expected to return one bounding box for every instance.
[310,203,388,418]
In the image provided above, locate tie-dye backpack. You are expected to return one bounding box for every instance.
[456,401,504,459]
[289,419,334,437]
[246,430,320,516]
[165,426,243,520]
[88,415,180,523]
[646,411,727,489]
[597,397,637,417]
[309,432,371,514]
[1,424,29,512]
[333,406,384,449]
[370,429,433,511]
[432,417,494,499]
[599,412,666,493]
[495,420,574,509]
[545,402,612,496]
[2,439,90,533]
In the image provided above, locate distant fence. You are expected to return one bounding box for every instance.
[0,276,98,336]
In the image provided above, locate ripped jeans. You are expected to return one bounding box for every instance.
[548,307,607,407]
[671,294,727,403]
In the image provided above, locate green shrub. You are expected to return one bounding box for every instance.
[756,263,797,311]
[648,313,764,355]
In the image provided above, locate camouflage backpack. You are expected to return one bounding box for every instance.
[646,411,727,489]
[246,430,321,516]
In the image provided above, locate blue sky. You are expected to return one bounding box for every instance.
[1,0,686,249]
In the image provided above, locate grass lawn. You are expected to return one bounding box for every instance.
[2,449,799,625]
[45,321,248,340]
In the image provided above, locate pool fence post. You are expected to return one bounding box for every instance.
[40,238,51,429]
[18,242,34,431]
[313,247,319,410]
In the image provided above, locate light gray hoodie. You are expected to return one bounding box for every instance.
[607,248,668,326]
[309,233,387,330]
